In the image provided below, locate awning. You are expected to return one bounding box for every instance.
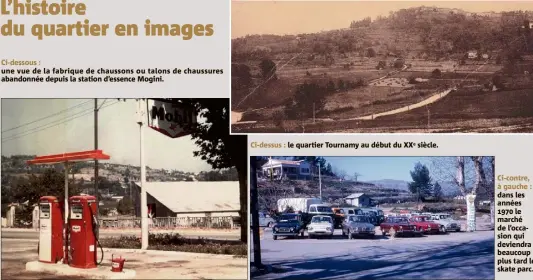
[27,150,110,165]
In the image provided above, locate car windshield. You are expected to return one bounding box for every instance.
[349,216,369,223]
[311,216,332,223]
[392,217,408,223]
[316,206,333,213]
[279,215,298,221]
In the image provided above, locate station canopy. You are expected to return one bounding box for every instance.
[27,150,110,165]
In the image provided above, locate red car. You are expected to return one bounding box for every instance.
[379,216,417,237]
[409,215,440,234]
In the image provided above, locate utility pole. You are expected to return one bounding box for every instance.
[138,99,149,250]
[94,98,99,239]
[319,167,322,200]
[250,156,262,269]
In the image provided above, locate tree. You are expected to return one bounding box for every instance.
[353,172,361,182]
[12,169,80,224]
[259,59,277,80]
[117,197,134,215]
[408,162,433,201]
[175,99,248,243]
[285,82,327,120]
[431,68,442,78]
[433,181,443,201]
[366,48,376,58]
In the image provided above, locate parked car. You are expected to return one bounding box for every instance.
[360,208,384,225]
[430,213,461,232]
[409,215,440,234]
[342,215,376,239]
[307,215,335,239]
[272,213,306,240]
[259,212,275,227]
[380,216,417,237]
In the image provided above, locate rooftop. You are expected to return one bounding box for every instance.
[134,181,240,213]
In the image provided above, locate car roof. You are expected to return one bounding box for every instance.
[312,215,332,218]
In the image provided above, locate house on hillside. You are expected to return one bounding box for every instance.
[261,159,315,180]
[132,181,240,219]
[344,193,372,207]
[467,50,478,59]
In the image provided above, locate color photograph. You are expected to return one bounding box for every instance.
[250,156,495,279]
[1,98,247,280]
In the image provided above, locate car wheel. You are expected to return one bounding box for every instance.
[389,228,396,238]
[273,235,277,240]
[456,228,461,232]
[440,225,446,233]
[309,234,314,239]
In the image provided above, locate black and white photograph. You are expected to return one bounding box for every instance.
[231,1,533,133]
[250,156,495,280]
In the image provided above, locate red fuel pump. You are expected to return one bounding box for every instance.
[68,196,104,269]
[38,196,64,263]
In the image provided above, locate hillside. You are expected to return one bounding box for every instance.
[1,155,238,183]
[257,179,412,211]
[231,6,533,133]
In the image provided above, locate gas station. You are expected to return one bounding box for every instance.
[24,150,136,279]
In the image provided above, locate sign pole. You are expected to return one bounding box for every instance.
[63,162,69,264]
[138,99,149,250]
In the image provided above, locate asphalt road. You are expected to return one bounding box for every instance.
[1,230,239,241]
[1,239,82,279]
[252,228,495,280]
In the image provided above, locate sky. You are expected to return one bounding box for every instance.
[323,156,432,181]
[232,1,533,38]
[1,99,212,173]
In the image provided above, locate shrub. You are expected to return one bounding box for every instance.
[431,69,442,78]
[99,233,247,256]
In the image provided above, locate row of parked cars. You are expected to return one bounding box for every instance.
[268,211,462,240]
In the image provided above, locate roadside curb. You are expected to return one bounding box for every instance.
[102,248,241,259]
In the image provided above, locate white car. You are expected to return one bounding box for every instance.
[430,213,461,232]
[307,215,334,239]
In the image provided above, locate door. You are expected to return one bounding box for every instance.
[38,203,52,262]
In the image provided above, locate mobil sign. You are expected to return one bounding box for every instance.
[147,99,197,138]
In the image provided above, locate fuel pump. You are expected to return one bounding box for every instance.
[68,195,104,269]
[38,196,64,263]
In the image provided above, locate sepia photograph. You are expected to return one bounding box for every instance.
[232,1,533,133]
[1,98,247,280]
[249,156,495,279]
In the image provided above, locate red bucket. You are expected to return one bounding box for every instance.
[111,255,126,272]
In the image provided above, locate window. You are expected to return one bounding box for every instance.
[309,206,317,212]
[39,204,50,219]
[316,206,333,213]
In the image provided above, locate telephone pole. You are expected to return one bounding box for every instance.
[94,99,99,239]
[250,156,262,268]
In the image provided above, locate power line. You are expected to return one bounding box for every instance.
[2,105,96,141]
[1,101,119,143]
[1,100,93,133]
